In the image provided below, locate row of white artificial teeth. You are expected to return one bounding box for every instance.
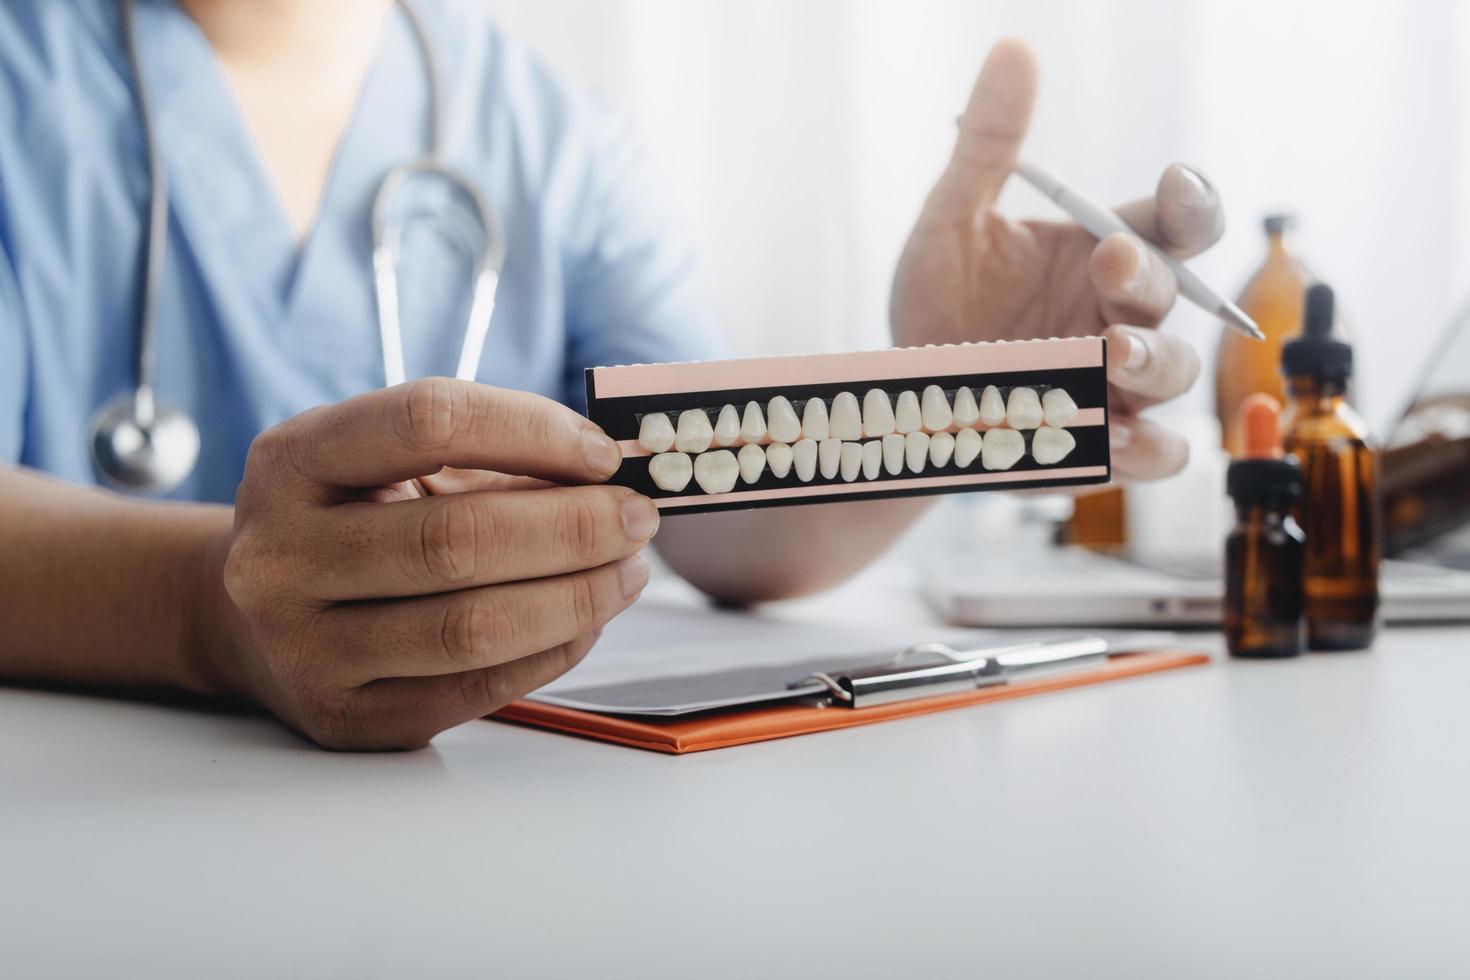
[647,426,1078,494]
[636,384,1077,456]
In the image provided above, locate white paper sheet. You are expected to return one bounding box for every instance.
[531,599,1175,715]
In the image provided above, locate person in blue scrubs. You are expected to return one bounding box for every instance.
[0,1,1223,749]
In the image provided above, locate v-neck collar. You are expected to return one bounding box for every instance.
[123,1,435,334]
[203,8,395,311]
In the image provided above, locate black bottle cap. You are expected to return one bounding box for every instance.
[1227,456,1303,507]
[1281,283,1352,382]
[1263,213,1295,235]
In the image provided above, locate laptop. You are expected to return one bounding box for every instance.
[925,295,1470,628]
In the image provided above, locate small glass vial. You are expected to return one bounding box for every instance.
[1224,394,1306,658]
[1280,284,1381,650]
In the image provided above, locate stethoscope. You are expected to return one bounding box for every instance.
[90,0,504,494]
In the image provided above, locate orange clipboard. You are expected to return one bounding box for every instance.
[494,648,1209,754]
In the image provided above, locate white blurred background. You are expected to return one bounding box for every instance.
[488,0,1470,438]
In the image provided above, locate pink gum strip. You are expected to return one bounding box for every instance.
[652,465,1110,510]
[618,408,1107,459]
[590,337,1104,399]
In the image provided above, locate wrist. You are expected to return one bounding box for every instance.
[175,510,253,700]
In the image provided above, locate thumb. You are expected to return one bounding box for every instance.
[926,37,1039,220]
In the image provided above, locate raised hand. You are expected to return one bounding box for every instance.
[891,38,1222,481]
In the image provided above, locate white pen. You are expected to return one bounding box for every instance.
[1015,158,1265,341]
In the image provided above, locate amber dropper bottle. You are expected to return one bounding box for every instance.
[1215,214,1310,455]
[1224,394,1306,658]
[1280,284,1381,650]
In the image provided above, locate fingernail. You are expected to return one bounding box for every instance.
[621,494,660,541]
[618,553,650,599]
[1175,166,1213,210]
[1109,423,1133,449]
[1123,237,1152,295]
[583,429,622,477]
[1118,325,1151,371]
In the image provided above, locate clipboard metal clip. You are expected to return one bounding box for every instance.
[792,636,1111,709]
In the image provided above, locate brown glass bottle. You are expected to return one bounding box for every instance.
[1224,395,1305,658]
[1215,215,1309,456]
[1280,286,1380,650]
[1225,505,1307,657]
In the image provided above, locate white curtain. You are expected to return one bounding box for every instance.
[487,0,1470,435]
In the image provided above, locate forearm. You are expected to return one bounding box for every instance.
[653,497,931,603]
[0,467,238,697]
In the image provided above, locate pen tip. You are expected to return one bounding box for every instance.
[1222,304,1264,341]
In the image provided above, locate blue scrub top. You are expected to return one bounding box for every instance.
[0,0,723,502]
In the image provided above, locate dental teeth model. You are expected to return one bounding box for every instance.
[1031,425,1077,465]
[792,439,818,481]
[638,386,1085,490]
[956,385,984,427]
[981,428,1025,471]
[840,442,864,482]
[954,428,982,468]
[638,413,675,454]
[737,443,767,484]
[766,442,794,479]
[740,401,767,442]
[801,397,829,440]
[894,391,922,434]
[693,449,739,494]
[766,396,802,443]
[648,451,692,492]
[978,385,1006,426]
[862,389,895,438]
[1042,387,1078,427]
[1006,387,1044,430]
[590,336,1110,513]
[829,391,862,441]
[905,431,930,473]
[929,430,955,468]
[819,438,843,480]
[674,408,714,453]
[882,433,906,475]
[713,404,741,446]
[921,385,953,431]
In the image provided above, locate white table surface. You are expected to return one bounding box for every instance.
[4,559,1469,979]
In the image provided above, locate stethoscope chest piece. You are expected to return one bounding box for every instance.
[88,390,200,494]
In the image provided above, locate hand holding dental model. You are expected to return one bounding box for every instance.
[215,381,656,749]
[890,38,1217,484]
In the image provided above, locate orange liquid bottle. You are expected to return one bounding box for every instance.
[1215,215,1309,455]
[1280,284,1381,650]
[1224,395,1306,658]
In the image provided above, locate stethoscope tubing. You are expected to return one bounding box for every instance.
[375,0,505,387]
[371,158,505,387]
[121,0,169,431]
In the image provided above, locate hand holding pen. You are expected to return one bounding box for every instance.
[1015,159,1262,341]
[891,38,1235,483]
